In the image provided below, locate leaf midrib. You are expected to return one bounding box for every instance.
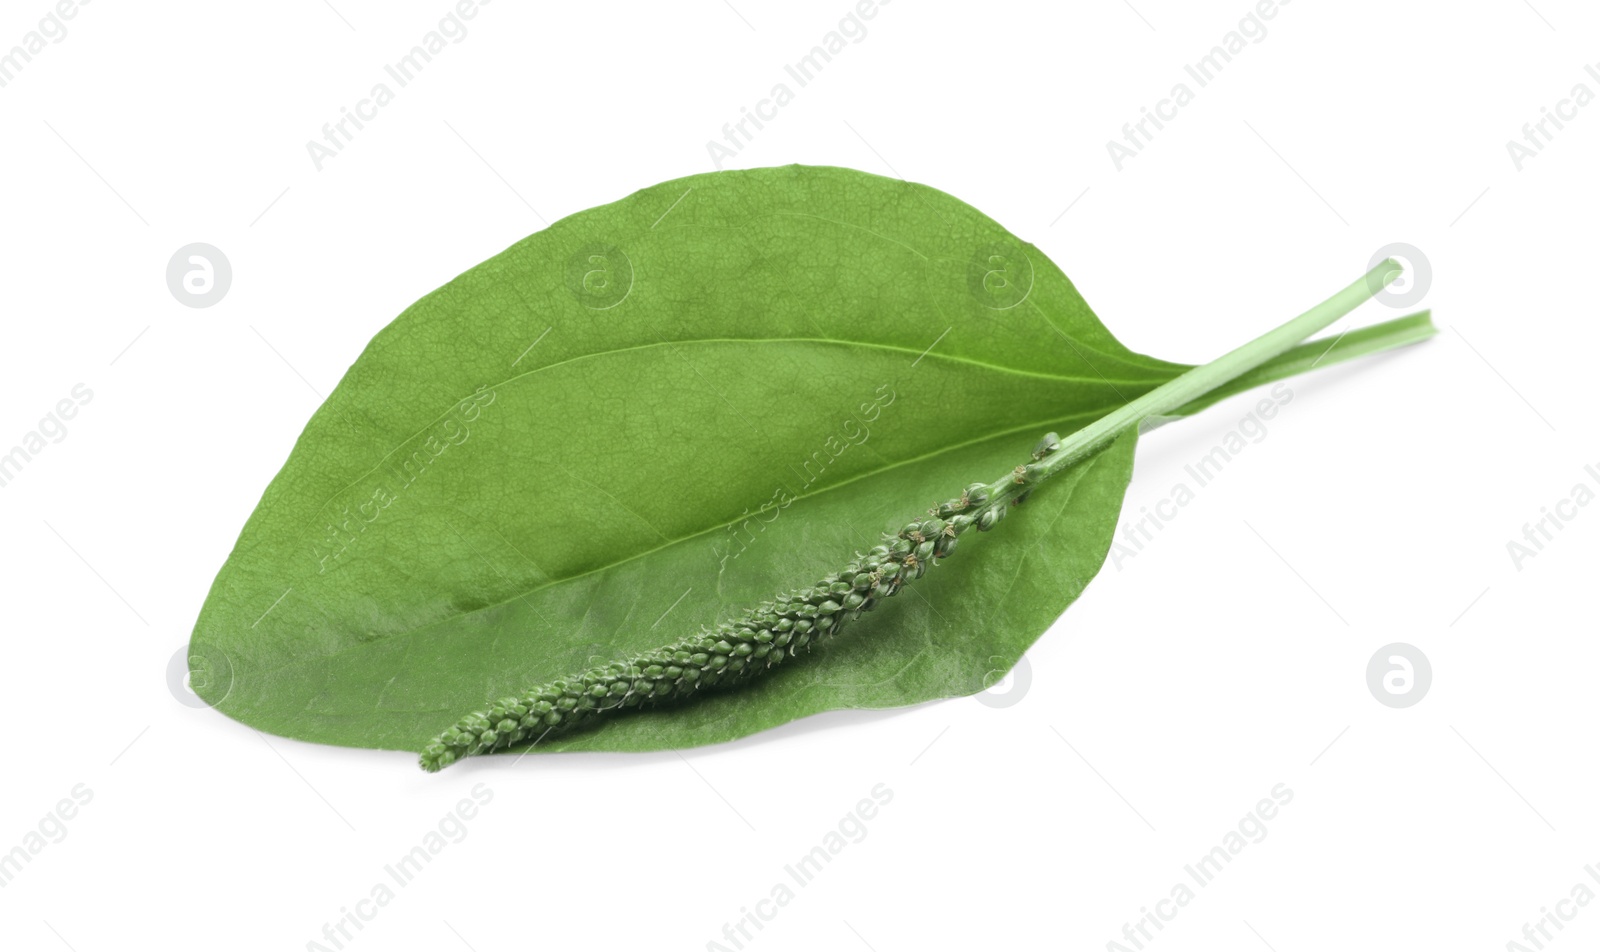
[307,335,1174,525]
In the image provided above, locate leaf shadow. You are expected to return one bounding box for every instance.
[452,702,937,777]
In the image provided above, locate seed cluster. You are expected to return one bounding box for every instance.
[420,433,1063,771]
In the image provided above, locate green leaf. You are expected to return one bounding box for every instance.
[189,165,1415,756]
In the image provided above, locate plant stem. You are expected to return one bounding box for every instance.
[1171,310,1436,417]
[981,258,1409,507]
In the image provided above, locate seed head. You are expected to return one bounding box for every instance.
[418,430,1068,772]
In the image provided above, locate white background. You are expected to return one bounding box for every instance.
[1,1,1595,950]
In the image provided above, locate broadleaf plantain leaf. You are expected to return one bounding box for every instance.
[193,164,1192,754]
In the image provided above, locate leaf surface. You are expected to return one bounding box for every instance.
[192,165,1180,753]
